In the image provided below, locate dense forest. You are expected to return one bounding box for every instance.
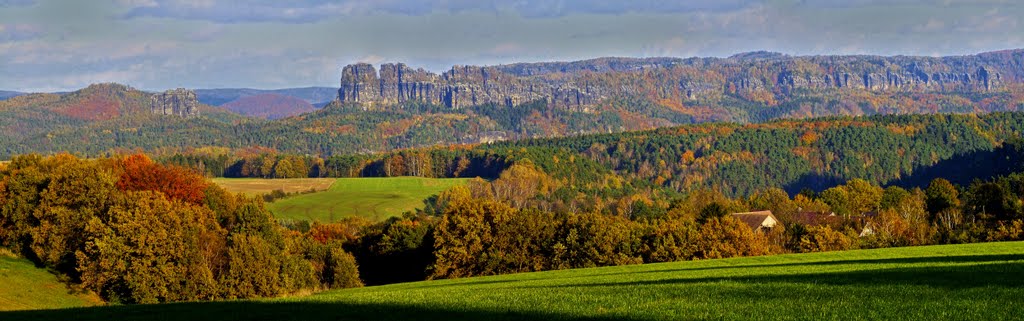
[162,112,1024,198]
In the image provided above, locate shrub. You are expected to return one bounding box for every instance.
[798,226,856,252]
[327,247,363,289]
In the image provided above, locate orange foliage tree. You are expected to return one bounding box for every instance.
[116,154,209,205]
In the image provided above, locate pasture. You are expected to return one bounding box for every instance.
[210,177,336,196]
[6,241,1023,320]
[265,177,469,222]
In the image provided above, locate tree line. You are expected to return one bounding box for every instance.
[310,161,1024,285]
[3,152,1023,303]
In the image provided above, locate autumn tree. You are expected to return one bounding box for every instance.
[431,195,518,278]
[489,162,559,208]
[640,217,698,262]
[798,226,856,252]
[77,191,224,303]
[693,216,773,259]
[925,178,960,216]
[747,188,798,223]
[550,212,643,269]
[117,154,209,205]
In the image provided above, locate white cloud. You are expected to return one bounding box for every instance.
[356,54,386,65]
[3,0,1024,92]
[116,0,156,8]
[0,23,42,42]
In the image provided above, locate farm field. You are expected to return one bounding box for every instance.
[265,177,469,222]
[6,241,1023,320]
[0,252,100,311]
[210,177,336,196]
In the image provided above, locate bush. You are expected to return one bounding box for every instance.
[77,191,223,303]
[693,216,773,259]
[640,218,698,263]
[798,226,856,252]
[220,234,283,299]
[989,220,1024,241]
[327,247,363,289]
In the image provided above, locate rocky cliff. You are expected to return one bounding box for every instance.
[339,63,601,111]
[151,88,199,117]
[338,50,1024,112]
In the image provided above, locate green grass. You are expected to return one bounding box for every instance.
[6,241,1023,320]
[266,177,469,222]
[210,178,336,196]
[0,252,100,311]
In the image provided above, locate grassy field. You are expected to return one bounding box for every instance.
[5,241,1023,320]
[210,178,336,196]
[0,251,100,311]
[264,177,469,222]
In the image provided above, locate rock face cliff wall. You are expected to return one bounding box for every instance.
[338,50,1024,110]
[339,63,601,111]
[151,88,199,117]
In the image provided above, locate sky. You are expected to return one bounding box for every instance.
[1,0,1023,92]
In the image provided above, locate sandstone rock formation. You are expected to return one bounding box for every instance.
[338,63,601,111]
[338,50,1023,111]
[151,88,199,117]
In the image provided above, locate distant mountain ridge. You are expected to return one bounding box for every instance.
[195,87,337,106]
[0,83,244,156]
[221,93,315,119]
[0,90,25,100]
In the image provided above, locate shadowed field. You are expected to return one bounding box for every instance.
[5,241,1023,320]
[0,252,100,311]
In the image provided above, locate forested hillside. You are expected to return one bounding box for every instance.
[163,112,1024,198]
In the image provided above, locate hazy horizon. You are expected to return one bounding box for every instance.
[2,0,1023,92]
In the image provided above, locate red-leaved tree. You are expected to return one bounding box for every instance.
[116,154,209,205]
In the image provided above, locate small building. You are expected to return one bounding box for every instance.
[730,210,780,233]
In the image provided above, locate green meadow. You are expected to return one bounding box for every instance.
[263,177,469,222]
[6,241,1023,320]
[0,252,99,311]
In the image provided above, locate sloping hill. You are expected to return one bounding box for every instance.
[266,177,470,221]
[5,241,1023,320]
[0,84,249,157]
[211,177,470,222]
[221,93,315,119]
[0,253,100,311]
